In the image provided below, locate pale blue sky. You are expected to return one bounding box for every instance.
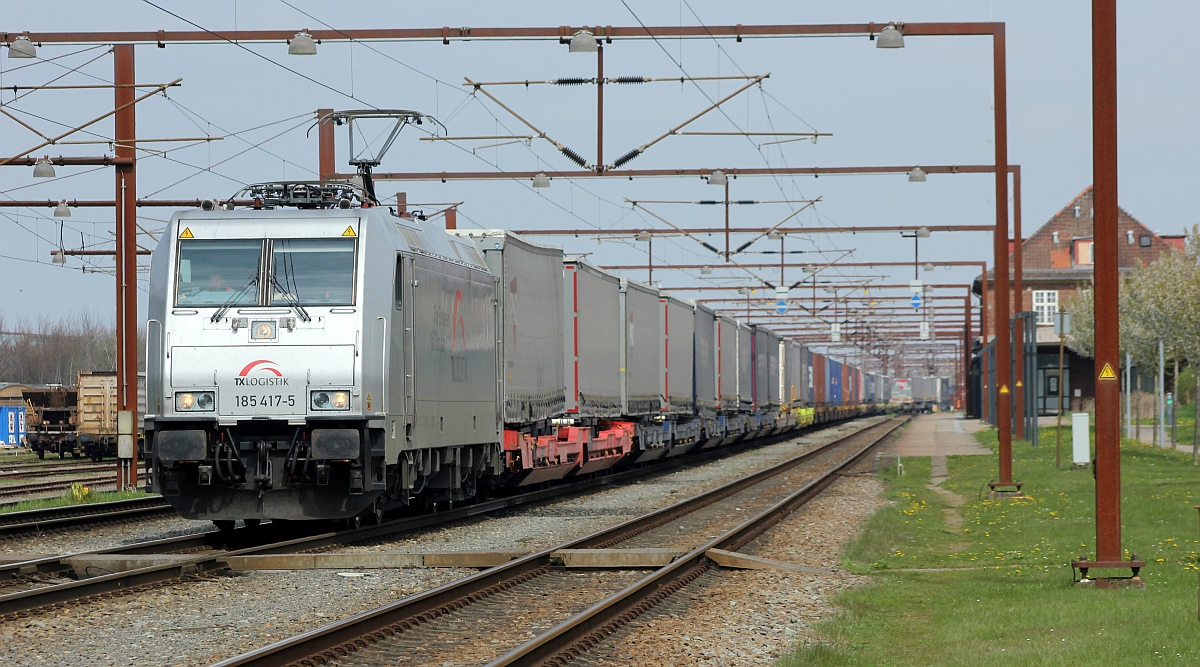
[1,2,1195,362]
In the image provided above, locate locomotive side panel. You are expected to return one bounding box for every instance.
[408,256,499,449]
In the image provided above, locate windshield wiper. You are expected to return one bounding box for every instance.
[267,271,312,322]
[210,276,258,322]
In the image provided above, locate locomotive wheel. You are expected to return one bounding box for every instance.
[370,500,385,525]
[36,449,45,460]
[213,520,236,532]
[244,519,261,529]
[343,515,362,530]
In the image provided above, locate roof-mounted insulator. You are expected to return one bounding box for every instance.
[553,77,591,86]
[611,148,642,168]
[560,146,588,168]
[613,76,647,84]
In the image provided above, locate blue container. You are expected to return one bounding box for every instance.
[0,406,27,446]
[827,359,843,405]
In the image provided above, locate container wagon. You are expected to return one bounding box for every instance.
[23,385,77,459]
[77,371,147,461]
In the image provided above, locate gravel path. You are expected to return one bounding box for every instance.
[0,419,882,667]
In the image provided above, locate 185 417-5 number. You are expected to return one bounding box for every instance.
[235,394,296,408]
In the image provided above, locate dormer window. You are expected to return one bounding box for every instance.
[1074,238,1094,265]
[1139,235,1151,248]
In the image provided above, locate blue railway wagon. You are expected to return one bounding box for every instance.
[0,406,26,446]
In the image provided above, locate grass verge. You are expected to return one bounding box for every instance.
[0,489,151,514]
[779,421,1200,666]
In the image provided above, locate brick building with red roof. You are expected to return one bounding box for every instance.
[973,185,1181,415]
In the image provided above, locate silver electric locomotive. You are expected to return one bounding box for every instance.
[145,183,502,524]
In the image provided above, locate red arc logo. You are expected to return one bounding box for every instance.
[239,359,282,377]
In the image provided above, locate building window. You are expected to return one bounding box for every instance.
[1033,290,1059,325]
[1074,239,1094,265]
[1139,235,1151,247]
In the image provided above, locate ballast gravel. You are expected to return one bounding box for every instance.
[0,419,885,666]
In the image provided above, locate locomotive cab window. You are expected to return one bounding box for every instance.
[176,239,262,306]
[270,238,356,306]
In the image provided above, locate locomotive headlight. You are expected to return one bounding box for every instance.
[176,391,215,412]
[311,390,351,411]
[251,320,277,340]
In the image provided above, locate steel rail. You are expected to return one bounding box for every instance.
[208,416,899,667]
[0,417,861,618]
[0,475,130,499]
[491,416,906,666]
[0,463,147,479]
[0,496,171,535]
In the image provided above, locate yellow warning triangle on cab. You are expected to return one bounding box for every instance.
[1016,380,1023,387]
[999,385,1010,394]
[1099,363,1117,380]
[180,227,194,239]
[341,226,357,237]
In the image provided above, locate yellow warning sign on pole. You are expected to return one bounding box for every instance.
[999,385,1010,394]
[1099,363,1117,380]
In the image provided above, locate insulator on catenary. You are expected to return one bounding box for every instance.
[613,76,647,84]
[560,146,588,168]
[735,200,756,205]
[611,149,641,168]
[553,77,591,86]
[698,200,720,205]
[735,241,754,253]
[700,242,721,255]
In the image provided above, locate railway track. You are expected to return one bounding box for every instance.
[0,462,147,480]
[208,415,906,667]
[0,473,147,500]
[0,496,172,537]
[0,416,875,623]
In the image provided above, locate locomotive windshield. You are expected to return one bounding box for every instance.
[176,240,262,306]
[270,238,356,306]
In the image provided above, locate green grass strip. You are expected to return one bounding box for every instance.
[779,422,1200,666]
[0,489,151,514]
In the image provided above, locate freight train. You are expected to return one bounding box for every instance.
[22,373,146,460]
[890,376,951,413]
[144,182,891,526]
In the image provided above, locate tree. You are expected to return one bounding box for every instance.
[0,312,145,385]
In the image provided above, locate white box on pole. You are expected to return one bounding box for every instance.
[1071,413,1090,466]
